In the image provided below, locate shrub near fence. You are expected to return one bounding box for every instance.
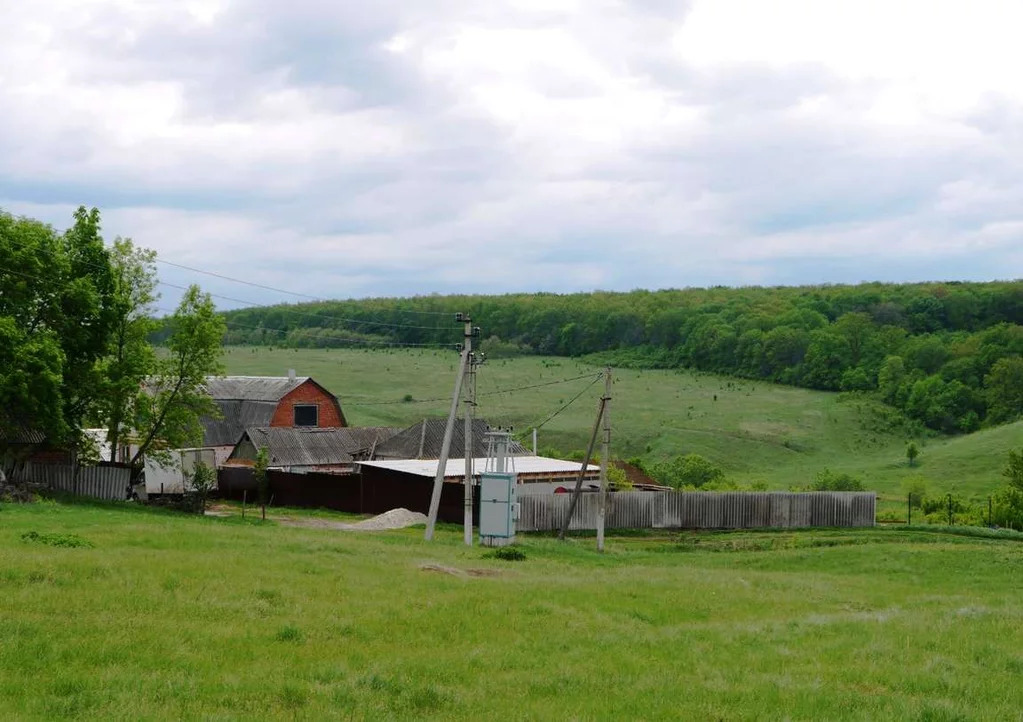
[519,491,876,532]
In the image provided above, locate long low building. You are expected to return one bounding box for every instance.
[357,456,601,495]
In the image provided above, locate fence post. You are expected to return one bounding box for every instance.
[988,496,993,527]
[907,493,911,525]
[947,493,953,526]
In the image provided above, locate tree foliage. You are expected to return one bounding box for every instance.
[129,285,225,474]
[651,454,725,490]
[98,238,159,462]
[1,208,115,468]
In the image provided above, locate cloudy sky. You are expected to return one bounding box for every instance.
[2,0,1021,309]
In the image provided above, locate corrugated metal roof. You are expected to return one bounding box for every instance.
[0,420,45,444]
[359,456,600,479]
[202,400,278,447]
[205,376,310,401]
[243,426,400,467]
[372,418,529,460]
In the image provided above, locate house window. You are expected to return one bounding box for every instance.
[294,404,318,427]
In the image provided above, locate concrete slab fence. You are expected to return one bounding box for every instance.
[518,491,876,532]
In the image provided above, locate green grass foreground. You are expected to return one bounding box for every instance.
[3,501,1023,720]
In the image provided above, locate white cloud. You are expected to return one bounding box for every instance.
[0,0,1021,309]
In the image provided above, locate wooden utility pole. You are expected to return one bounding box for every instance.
[424,314,472,541]
[558,382,607,541]
[596,367,612,552]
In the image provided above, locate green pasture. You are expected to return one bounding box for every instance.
[2,500,1023,720]
[222,347,1020,505]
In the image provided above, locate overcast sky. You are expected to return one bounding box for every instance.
[2,0,1021,309]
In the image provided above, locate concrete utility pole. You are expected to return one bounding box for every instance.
[596,366,612,552]
[424,313,472,541]
[463,320,480,546]
[558,381,607,541]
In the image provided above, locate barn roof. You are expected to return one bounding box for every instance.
[241,426,401,467]
[371,418,529,460]
[202,400,278,447]
[204,376,310,402]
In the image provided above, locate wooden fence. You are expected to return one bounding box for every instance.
[14,462,131,501]
[518,491,876,532]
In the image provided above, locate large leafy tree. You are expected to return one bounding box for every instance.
[0,207,115,471]
[127,285,225,477]
[97,238,159,462]
[985,357,1023,424]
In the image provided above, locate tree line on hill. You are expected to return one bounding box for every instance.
[1,208,224,481]
[221,282,1023,433]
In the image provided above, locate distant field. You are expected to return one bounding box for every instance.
[223,347,1019,504]
[3,500,1023,720]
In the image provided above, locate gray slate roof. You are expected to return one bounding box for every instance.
[205,376,309,401]
[243,426,401,467]
[202,400,279,447]
[372,418,529,460]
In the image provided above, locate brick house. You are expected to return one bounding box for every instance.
[200,373,347,465]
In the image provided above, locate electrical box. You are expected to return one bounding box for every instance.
[479,471,517,547]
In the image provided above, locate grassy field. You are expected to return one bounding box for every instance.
[3,499,1023,720]
[222,347,1021,505]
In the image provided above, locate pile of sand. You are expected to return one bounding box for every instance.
[344,508,428,531]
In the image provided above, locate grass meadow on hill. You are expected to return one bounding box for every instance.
[3,499,1023,720]
[222,347,1019,506]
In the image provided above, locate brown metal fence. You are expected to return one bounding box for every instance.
[15,461,131,501]
[216,466,478,523]
[519,491,876,531]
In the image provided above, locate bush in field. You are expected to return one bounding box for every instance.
[810,469,865,491]
[901,476,929,508]
[651,454,725,490]
[189,462,216,515]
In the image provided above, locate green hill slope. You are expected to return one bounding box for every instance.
[221,348,1014,496]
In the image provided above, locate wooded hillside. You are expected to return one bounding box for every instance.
[221,282,1023,433]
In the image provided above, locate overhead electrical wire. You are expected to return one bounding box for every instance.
[154,257,455,315]
[1,235,459,331]
[344,372,602,407]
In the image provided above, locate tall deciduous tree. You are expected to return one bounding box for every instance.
[985,357,1023,424]
[1,207,116,473]
[98,238,159,462]
[128,285,225,477]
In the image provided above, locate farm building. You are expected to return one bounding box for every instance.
[369,418,529,460]
[227,426,400,474]
[201,373,347,465]
[358,456,601,495]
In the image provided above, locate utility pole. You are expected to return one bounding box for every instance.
[559,378,606,541]
[463,321,481,546]
[596,367,612,552]
[424,313,472,541]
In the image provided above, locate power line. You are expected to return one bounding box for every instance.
[344,372,602,406]
[2,235,459,330]
[523,373,603,432]
[153,258,454,315]
[156,280,450,331]
[4,239,460,332]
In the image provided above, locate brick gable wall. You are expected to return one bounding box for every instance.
[270,380,346,428]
